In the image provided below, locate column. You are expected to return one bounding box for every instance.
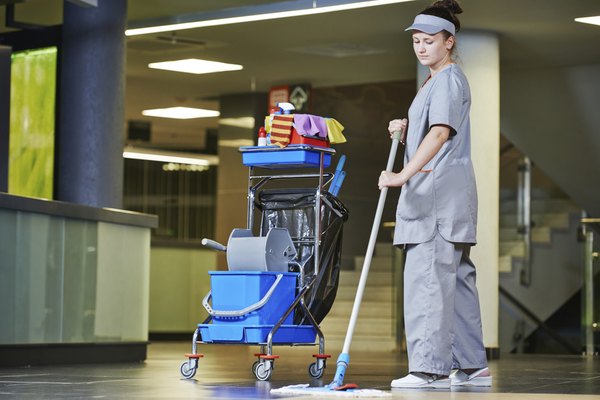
[57,0,127,208]
[418,31,500,351]
[214,92,267,267]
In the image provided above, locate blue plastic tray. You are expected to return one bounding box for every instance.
[197,324,317,344]
[240,145,331,169]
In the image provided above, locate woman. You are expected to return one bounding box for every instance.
[378,0,491,389]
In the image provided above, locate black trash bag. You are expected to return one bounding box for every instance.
[257,188,349,324]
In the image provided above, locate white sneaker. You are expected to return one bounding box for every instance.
[450,367,492,387]
[391,373,451,389]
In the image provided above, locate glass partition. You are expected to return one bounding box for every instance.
[0,208,149,345]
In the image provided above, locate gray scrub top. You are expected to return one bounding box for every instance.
[394,63,478,245]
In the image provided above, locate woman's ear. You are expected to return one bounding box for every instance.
[446,36,455,51]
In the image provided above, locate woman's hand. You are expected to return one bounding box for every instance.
[388,118,408,142]
[378,171,407,189]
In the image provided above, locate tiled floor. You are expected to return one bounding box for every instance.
[1,341,600,399]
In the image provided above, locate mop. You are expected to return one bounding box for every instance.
[272,131,403,398]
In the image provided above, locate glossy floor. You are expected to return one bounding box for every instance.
[1,341,599,399]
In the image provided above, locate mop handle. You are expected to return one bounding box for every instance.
[341,130,402,355]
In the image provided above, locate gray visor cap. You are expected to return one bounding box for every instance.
[405,14,456,36]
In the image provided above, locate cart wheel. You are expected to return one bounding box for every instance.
[308,361,324,379]
[251,361,259,374]
[255,362,272,381]
[180,361,197,379]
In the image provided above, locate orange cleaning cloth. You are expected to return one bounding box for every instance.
[270,114,294,148]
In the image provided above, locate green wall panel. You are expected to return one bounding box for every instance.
[8,47,57,199]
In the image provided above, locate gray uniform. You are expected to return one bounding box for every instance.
[394,64,487,375]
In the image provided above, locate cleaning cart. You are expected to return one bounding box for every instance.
[180,144,349,381]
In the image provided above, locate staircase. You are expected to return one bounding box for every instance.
[498,190,582,353]
[498,195,578,273]
[320,243,398,353]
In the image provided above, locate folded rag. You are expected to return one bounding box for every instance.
[325,118,346,144]
[293,114,328,138]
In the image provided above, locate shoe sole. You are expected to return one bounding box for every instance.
[392,381,451,389]
[451,376,492,387]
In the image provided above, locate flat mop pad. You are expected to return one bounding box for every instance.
[271,384,391,397]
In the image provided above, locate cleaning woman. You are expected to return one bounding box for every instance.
[378,0,492,389]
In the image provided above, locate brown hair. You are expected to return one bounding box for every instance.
[420,0,463,37]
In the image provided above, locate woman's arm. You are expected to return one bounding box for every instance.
[378,125,450,189]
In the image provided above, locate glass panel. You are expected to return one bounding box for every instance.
[0,209,18,343]
[0,207,150,345]
[95,222,149,342]
[62,219,98,343]
[13,212,64,343]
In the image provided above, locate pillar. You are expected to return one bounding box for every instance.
[214,93,267,268]
[418,31,500,351]
[57,0,127,208]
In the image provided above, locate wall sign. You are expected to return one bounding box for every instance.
[268,83,311,113]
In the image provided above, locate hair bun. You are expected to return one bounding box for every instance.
[432,0,463,15]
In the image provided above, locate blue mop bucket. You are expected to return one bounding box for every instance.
[205,271,297,326]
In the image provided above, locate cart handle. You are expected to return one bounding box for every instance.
[202,273,284,317]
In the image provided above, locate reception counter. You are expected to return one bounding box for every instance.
[0,193,157,366]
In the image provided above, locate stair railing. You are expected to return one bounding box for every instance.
[499,286,579,354]
[517,156,532,286]
[580,216,599,356]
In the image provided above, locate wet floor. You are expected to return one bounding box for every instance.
[1,341,599,399]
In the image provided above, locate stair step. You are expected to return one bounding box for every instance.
[323,335,397,352]
[320,316,393,336]
[499,241,525,257]
[499,226,552,243]
[499,212,570,229]
[334,286,392,302]
[353,255,393,271]
[326,300,393,318]
[500,198,577,214]
[498,254,513,273]
[375,242,394,257]
[339,270,393,287]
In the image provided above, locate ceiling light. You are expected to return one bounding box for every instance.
[575,16,600,26]
[142,106,220,119]
[149,59,243,75]
[126,0,417,36]
[219,117,256,129]
[123,146,219,166]
[218,139,255,148]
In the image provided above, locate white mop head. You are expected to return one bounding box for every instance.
[271,384,391,397]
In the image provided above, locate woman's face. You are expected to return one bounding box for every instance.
[412,31,454,70]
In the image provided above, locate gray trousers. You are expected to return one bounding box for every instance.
[403,230,488,375]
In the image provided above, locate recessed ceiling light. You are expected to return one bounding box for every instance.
[575,16,600,26]
[219,117,256,129]
[126,0,417,36]
[218,139,255,148]
[148,59,243,75]
[142,106,220,119]
[123,146,219,166]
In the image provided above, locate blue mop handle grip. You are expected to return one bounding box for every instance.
[329,353,350,388]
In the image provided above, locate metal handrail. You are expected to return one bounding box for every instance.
[580,217,600,356]
[518,156,532,287]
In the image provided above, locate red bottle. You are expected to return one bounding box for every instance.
[257,126,267,146]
